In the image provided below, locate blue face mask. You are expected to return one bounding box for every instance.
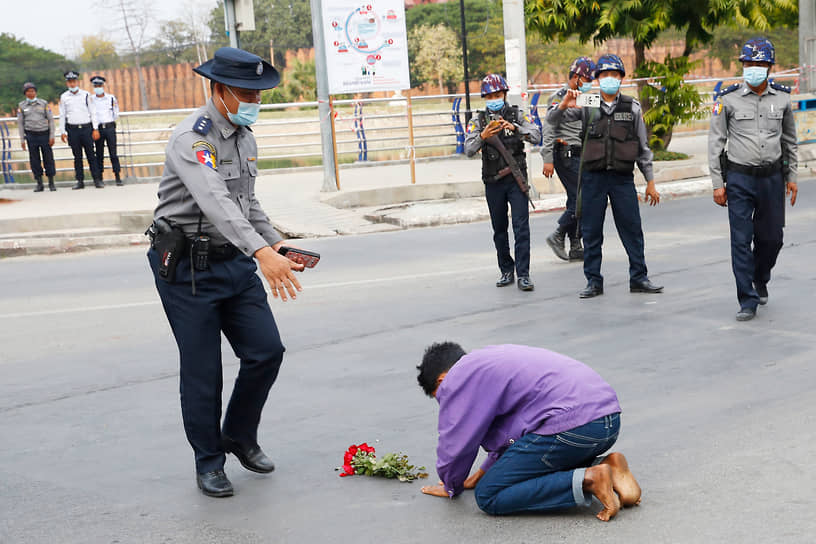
[68,86,79,93]
[94,87,105,96]
[485,98,505,112]
[221,86,261,126]
[743,66,768,87]
[580,82,593,93]
[26,97,37,103]
[599,77,621,95]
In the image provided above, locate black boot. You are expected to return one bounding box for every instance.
[115,172,123,186]
[546,228,569,261]
[48,176,56,191]
[568,234,584,261]
[93,178,105,189]
[33,177,44,192]
[72,180,85,190]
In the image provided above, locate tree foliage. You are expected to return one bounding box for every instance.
[0,34,70,115]
[408,24,463,93]
[208,0,313,68]
[78,35,121,71]
[262,57,317,104]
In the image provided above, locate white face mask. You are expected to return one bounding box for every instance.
[68,85,79,93]
[94,87,105,96]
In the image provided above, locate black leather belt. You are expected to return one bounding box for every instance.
[98,122,115,129]
[727,159,782,178]
[66,123,91,130]
[555,141,582,158]
[25,130,50,136]
[208,243,239,261]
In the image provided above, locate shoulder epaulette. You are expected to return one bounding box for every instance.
[770,80,791,93]
[556,88,567,97]
[719,83,741,97]
[193,116,212,135]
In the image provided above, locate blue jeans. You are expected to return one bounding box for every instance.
[474,413,620,515]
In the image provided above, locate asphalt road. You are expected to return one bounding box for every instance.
[1,181,815,543]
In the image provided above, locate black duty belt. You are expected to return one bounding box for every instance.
[726,159,782,178]
[149,233,239,262]
[98,122,115,129]
[556,141,582,153]
[66,123,91,130]
[25,129,50,136]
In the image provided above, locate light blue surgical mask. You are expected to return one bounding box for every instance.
[743,66,768,87]
[221,86,261,126]
[485,98,505,112]
[599,77,621,95]
[68,86,79,93]
[26,97,37,103]
[580,82,593,93]
[94,87,105,96]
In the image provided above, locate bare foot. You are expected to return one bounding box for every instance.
[601,452,642,507]
[583,464,620,521]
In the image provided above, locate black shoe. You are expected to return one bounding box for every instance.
[568,235,583,261]
[93,179,105,188]
[48,177,56,191]
[546,229,569,261]
[222,437,276,474]
[736,307,756,322]
[72,181,85,190]
[517,276,534,291]
[33,178,44,192]
[756,284,768,305]
[496,272,514,287]
[196,469,234,498]
[630,279,663,293]
[115,173,123,186]
[579,284,603,298]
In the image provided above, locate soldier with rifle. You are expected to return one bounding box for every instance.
[465,74,541,292]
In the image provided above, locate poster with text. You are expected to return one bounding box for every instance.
[323,1,410,94]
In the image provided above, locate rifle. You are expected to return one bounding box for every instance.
[484,134,536,210]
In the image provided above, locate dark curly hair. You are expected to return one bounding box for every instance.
[416,341,466,397]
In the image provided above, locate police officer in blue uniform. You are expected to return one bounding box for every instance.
[147,47,307,497]
[464,74,541,291]
[541,57,594,262]
[548,54,663,298]
[709,38,798,321]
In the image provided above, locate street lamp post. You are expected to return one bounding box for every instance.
[459,0,472,122]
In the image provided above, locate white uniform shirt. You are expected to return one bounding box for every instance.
[92,93,119,124]
[58,89,97,135]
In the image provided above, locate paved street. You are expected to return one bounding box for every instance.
[1,184,815,543]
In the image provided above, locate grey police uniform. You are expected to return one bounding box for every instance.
[541,86,584,239]
[547,95,657,290]
[154,98,281,254]
[17,97,56,181]
[464,106,540,283]
[708,81,797,311]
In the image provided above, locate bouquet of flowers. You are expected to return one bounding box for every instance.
[338,442,428,482]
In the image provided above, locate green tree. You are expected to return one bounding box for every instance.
[0,34,70,115]
[408,24,463,93]
[262,56,317,103]
[208,0,313,68]
[78,35,122,71]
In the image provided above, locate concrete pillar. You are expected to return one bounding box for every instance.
[502,0,528,107]
[801,0,816,92]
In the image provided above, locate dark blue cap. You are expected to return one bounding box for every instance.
[64,70,79,80]
[90,75,106,84]
[193,47,280,90]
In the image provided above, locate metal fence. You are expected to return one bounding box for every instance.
[0,72,806,184]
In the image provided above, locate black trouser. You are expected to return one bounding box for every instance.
[485,176,531,277]
[725,170,785,311]
[66,124,100,182]
[24,130,55,178]
[553,145,581,235]
[94,122,120,175]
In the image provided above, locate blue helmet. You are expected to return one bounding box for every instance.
[739,37,775,65]
[569,57,595,80]
[480,73,509,97]
[594,54,625,78]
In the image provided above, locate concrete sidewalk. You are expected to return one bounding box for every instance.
[0,133,810,257]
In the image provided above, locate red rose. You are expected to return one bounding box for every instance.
[347,445,358,456]
[344,452,354,464]
[341,464,355,476]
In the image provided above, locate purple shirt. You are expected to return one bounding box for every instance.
[434,344,621,497]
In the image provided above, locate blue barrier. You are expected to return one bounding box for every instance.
[529,91,543,147]
[452,97,464,154]
[1,121,14,184]
[353,101,368,161]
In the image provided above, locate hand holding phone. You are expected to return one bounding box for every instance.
[576,93,601,108]
[278,246,320,268]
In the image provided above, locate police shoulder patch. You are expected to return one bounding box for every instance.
[192,140,217,170]
[719,83,741,97]
[556,88,567,97]
[192,116,212,135]
[466,119,479,134]
[712,102,723,116]
[523,113,533,124]
[770,81,791,93]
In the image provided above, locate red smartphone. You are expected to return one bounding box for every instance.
[278,246,320,268]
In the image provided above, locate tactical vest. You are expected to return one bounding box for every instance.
[478,106,527,182]
[581,95,639,173]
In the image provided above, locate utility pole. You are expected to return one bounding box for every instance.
[224,0,239,48]
[801,0,816,93]
[502,0,527,107]
[310,0,338,192]
[458,0,472,122]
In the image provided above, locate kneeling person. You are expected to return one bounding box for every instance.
[417,342,641,521]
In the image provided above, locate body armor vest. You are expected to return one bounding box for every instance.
[581,95,639,173]
[478,106,527,182]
